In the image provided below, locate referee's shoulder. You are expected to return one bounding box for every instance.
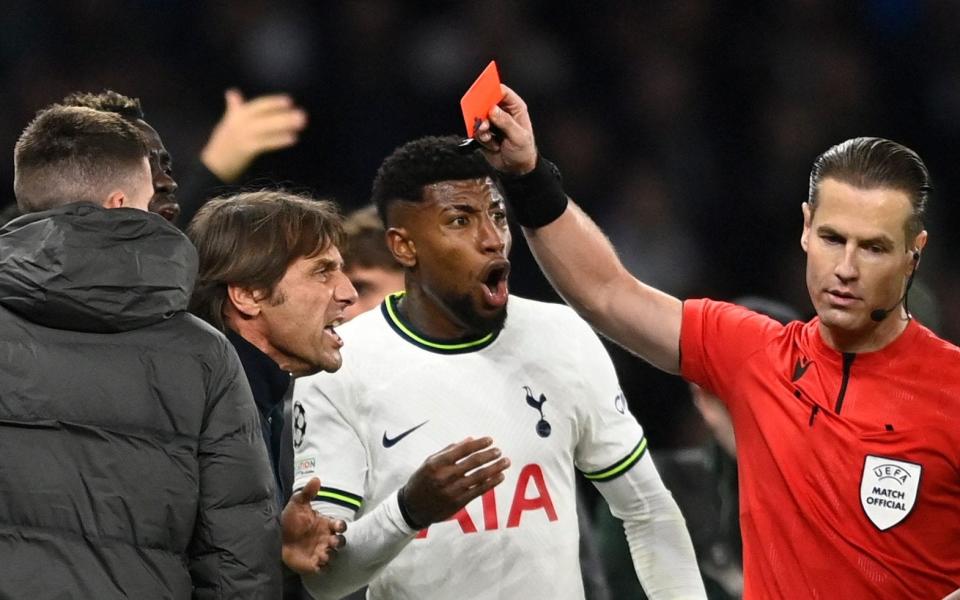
[917,321,960,371]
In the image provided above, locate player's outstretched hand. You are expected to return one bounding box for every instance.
[282,477,347,575]
[201,88,308,183]
[475,84,538,176]
[400,437,510,528]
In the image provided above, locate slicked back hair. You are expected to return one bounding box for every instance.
[371,135,499,226]
[14,105,149,213]
[61,90,145,122]
[187,190,344,332]
[808,137,931,243]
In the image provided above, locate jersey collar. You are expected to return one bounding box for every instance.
[805,317,922,367]
[381,291,501,354]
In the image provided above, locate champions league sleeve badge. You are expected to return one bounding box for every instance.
[860,455,922,531]
[293,401,307,450]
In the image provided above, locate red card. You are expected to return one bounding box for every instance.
[460,61,505,137]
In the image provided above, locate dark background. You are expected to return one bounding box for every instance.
[2,0,958,447]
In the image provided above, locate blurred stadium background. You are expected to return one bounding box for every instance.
[2,0,958,447]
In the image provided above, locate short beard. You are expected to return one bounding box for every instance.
[446,293,507,336]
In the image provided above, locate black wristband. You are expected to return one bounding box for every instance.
[397,486,426,531]
[499,156,568,229]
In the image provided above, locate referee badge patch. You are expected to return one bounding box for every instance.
[860,455,921,531]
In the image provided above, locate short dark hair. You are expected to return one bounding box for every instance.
[342,205,401,272]
[187,190,344,332]
[371,135,498,226]
[808,137,931,243]
[61,90,145,122]
[14,105,149,213]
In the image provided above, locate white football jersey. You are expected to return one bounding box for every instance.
[294,293,646,599]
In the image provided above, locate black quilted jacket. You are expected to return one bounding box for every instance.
[0,203,281,599]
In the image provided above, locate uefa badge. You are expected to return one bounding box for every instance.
[859,455,922,531]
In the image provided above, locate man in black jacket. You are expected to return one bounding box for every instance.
[188,191,357,598]
[0,104,281,598]
[59,92,352,586]
[188,191,357,498]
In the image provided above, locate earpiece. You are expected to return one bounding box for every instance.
[871,250,922,322]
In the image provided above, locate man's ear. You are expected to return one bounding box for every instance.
[386,227,416,268]
[103,189,126,209]
[800,202,812,252]
[226,283,264,318]
[910,229,928,274]
[912,230,928,256]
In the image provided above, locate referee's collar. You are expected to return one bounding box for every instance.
[381,291,501,354]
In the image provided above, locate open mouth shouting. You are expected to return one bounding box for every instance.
[324,317,345,348]
[480,260,511,309]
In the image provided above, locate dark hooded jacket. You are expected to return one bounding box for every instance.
[0,203,281,599]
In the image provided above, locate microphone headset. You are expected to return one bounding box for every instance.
[870,250,921,322]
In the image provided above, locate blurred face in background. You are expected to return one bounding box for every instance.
[134,119,180,222]
[690,384,736,457]
[343,265,405,321]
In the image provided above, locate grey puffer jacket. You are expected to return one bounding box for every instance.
[0,204,281,599]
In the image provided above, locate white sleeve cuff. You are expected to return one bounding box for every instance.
[302,490,418,599]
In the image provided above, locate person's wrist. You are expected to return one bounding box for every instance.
[498,155,568,229]
[511,155,537,176]
[201,137,248,183]
[397,485,427,530]
[200,144,231,182]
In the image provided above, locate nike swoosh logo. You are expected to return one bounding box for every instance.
[382,420,429,448]
[792,357,812,382]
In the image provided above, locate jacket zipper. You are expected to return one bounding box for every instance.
[834,353,856,414]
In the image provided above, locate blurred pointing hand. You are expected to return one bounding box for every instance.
[201,88,308,183]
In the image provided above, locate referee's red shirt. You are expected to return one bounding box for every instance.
[681,299,960,599]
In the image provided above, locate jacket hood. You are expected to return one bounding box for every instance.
[0,202,198,333]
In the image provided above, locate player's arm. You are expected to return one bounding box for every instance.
[476,86,682,374]
[593,454,706,599]
[293,374,509,598]
[300,437,510,599]
[527,203,682,374]
[570,316,705,599]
